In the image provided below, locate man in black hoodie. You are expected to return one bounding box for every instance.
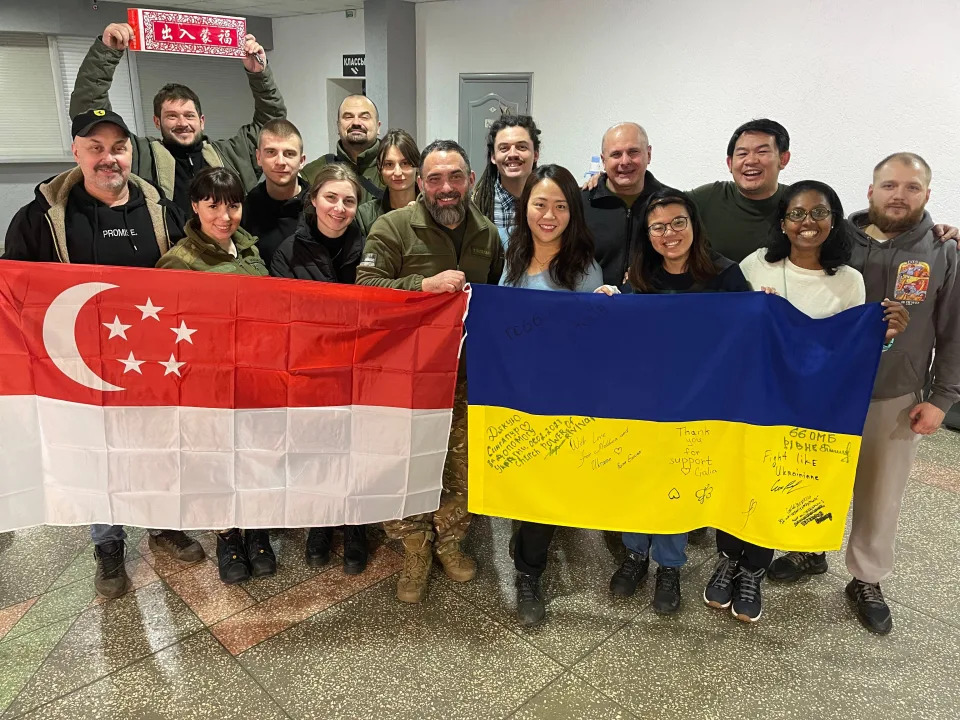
[2,109,205,599]
[581,123,665,287]
[769,153,960,635]
[242,119,309,271]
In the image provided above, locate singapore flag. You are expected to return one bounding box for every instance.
[0,261,466,532]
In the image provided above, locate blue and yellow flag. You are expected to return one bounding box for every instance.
[465,285,885,551]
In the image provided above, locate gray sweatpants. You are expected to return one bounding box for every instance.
[845,393,922,584]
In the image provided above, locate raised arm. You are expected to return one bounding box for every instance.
[68,24,131,117]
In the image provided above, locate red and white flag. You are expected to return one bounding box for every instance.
[127,8,247,58]
[0,261,467,532]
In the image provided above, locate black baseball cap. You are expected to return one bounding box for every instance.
[71,109,132,139]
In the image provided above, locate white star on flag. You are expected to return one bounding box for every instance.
[118,351,145,374]
[171,321,197,344]
[158,354,186,377]
[135,298,164,321]
[102,315,132,340]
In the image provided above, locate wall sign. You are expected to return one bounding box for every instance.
[343,54,365,77]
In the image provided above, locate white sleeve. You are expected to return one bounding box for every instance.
[846,267,866,309]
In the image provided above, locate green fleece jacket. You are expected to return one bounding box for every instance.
[157,219,267,276]
[69,38,287,197]
[356,196,504,291]
[302,140,385,203]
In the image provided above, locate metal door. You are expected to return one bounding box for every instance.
[458,73,532,171]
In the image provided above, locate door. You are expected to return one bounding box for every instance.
[458,73,532,172]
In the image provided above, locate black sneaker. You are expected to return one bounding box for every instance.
[652,566,682,615]
[731,567,765,622]
[846,578,893,635]
[148,530,205,563]
[342,525,368,575]
[768,551,828,582]
[245,530,277,578]
[305,527,333,567]
[703,552,738,609]
[93,541,130,598]
[609,551,649,597]
[216,529,251,584]
[516,573,545,627]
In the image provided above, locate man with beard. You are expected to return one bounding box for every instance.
[69,22,287,216]
[582,122,666,287]
[242,119,309,270]
[356,140,503,603]
[768,153,960,635]
[3,109,204,598]
[302,94,385,202]
[472,115,541,245]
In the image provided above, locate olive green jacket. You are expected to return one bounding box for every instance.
[356,196,504,291]
[69,38,287,196]
[302,140,385,203]
[157,220,267,276]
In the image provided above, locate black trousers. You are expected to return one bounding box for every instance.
[715,530,774,572]
[514,521,557,577]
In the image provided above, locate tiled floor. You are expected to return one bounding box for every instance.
[1,429,959,719]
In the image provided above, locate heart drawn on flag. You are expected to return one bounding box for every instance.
[41,282,192,392]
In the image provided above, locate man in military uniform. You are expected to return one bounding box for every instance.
[356,139,503,603]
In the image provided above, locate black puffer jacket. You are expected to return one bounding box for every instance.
[270,214,364,283]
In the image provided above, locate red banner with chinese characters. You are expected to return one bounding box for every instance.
[127,7,246,58]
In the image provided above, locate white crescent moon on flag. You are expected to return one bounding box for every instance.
[42,282,124,392]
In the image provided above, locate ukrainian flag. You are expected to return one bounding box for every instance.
[465,285,885,551]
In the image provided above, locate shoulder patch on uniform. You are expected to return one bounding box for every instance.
[359,253,377,267]
[894,260,930,305]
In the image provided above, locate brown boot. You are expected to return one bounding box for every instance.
[434,539,476,582]
[397,531,434,603]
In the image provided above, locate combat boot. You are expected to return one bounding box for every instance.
[397,531,434,603]
[434,539,476,582]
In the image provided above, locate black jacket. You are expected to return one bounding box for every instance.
[636,252,750,294]
[3,167,185,265]
[241,178,309,271]
[270,214,364,284]
[582,170,665,287]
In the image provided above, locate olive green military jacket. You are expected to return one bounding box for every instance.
[356,196,504,291]
[156,220,267,276]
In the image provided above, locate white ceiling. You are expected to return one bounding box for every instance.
[96,0,437,19]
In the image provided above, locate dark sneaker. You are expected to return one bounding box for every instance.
[305,527,333,567]
[216,530,251,584]
[703,552,738,609]
[652,566,682,615]
[731,567,765,622]
[516,573,545,627]
[846,578,893,635]
[148,530,205,563]
[245,530,277,578]
[342,525,369,575]
[609,551,649,597]
[768,551,828,582]
[687,527,710,544]
[94,541,130,598]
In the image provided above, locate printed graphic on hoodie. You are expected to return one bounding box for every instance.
[894,261,930,304]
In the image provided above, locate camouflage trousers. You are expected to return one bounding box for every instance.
[384,370,469,544]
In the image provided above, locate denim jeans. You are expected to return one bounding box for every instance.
[90,525,163,546]
[622,532,688,568]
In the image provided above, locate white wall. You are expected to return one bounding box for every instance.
[268,10,366,163]
[417,0,960,220]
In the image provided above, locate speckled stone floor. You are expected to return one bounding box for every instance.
[1,428,958,719]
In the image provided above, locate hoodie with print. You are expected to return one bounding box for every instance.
[848,210,960,411]
[3,167,184,265]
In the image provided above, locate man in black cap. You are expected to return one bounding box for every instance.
[3,109,205,598]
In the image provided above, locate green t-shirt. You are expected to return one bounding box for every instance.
[688,181,788,263]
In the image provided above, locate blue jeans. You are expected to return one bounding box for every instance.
[622,532,687,568]
[90,525,164,546]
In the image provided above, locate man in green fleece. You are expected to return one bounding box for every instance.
[302,94,385,202]
[357,139,503,604]
[69,22,287,216]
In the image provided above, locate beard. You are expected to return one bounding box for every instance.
[91,164,127,192]
[161,125,198,147]
[425,192,467,227]
[868,199,925,235]
[342,126,373,149]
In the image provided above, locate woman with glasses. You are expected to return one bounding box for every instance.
[740,180,907,595]
[603,188,750,617]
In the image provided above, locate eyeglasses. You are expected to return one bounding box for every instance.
[648,216,689,236]
[784,207,833,222]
